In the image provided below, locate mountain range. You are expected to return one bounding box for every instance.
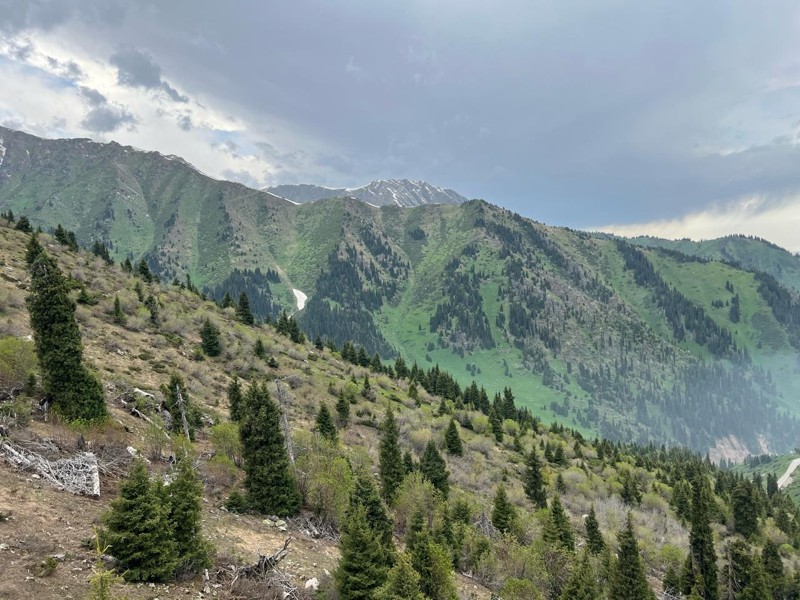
[2,125,800,458]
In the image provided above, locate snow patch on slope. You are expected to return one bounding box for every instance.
[292,288,307,311]
[0,137,5,170]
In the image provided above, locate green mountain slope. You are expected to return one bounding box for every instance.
[3,126,800,457]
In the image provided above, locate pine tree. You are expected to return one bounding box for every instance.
[732,480,758,539]
[228,378,243,422]
[608,513,655,600]
[689,477,718,600]
[349,471,394,552]
[112,295,126,325]
[335,393,350,426]
[27,251,107,422]
[200,318,221,356]
[236,291,255,325]
[379,407,405,503]
[420,440,449,498]
[335,504,389,600]
[254,338,265,358]
[15,215,32,232]
[136,258,152,282]
[374,552,426,600]
[166,455,214,573]
[315,403,338,442]
[103,460,177,582]
[762,540,785,597]
[559,550,600,600]
[523,446,548,508]
[739,556,771,600]
[491,483,516,534]
[239,382,300,516]
[543,494,574,551]
[406,510,457,600]
[444,419,463,456]
[220,291,233,308]
[25,232,43,265]
[584,505,605,554]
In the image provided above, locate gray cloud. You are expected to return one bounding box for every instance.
[177,114,192,131]
[78,86,106,107]
[0,0,126,33]
[80,105,136,132]
[46,56,83,80]
[110,48,162,88]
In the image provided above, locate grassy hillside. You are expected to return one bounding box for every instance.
[4,223,800,599]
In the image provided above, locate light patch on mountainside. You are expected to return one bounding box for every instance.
[598,195,800,254]
[293,288,307,311]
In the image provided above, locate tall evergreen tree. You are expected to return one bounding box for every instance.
[227,378,243,422]
[335,392,350,426]
[200,318,221,356]
[25,232,43,265]
[104,460,177,582]
[523,446,548,508]
[379,407,404,503]
[559,550,600,600]
[739,556,771,600]
[732,480,759,539]
[315,403,338,442]
[688,477,719,600]
[420,440,450,498]
[543,494,574,551]
[444,419,463,456]
[220,291,233,308]
[166,455,214,573]
[406,510,457,600]
[239,382,300,516]
[349,471,394,552]
[335,504,389,600]
[112,295,126,325]
[15,215,32,232]
[27,251,107,422]
[236,291,255,325]
[491,483,516,534]
[584,505,605,554]
[608,513,655,600]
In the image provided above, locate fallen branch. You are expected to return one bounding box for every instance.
[215,539,299,599]
[1,441,100,496]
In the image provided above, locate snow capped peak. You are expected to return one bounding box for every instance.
[268,179,467,207]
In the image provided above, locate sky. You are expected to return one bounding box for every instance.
[1,1,800,252]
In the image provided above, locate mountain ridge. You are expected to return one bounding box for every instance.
[268,178,468,207]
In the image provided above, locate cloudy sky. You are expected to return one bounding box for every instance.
[2,1,800,251]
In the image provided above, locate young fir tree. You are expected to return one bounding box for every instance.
[688,477,719,600]
[559,550,600,600]
[420,440,450,498]
[112,295,126,325]
[378,407,405,503]
[491,483,516,534]
[349,471,394,553]
[200,318,221,356]
[523,446,548,508]
[227,378,243,422]
[315,403,338,443]
[236,291,255,325]
[608,513,655,600]
[543,494,575,551]
[239,382,300,516]
[335,504,389,600]
[25,232,43,265]
[584,505,606,554]
[166,455,214,573]
[103,460,178,582]
[254,338,265,358]
[136,258,152,282]
[374,552,426,600]
[220,291,234,308]
[27,251,107,422]
[406,509,457,600]
[335,393,350,426]
[15,215,32,232]
[444,418,463,456]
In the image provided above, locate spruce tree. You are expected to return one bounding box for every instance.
[762,540,784,597]
[27,251,107,422]
[220,291,233,308]
[584,505,605,554]
[374,553,425,600]
[254,338,265,358]
[104,460,177,582]
[166,455,214,573]
[335,504,389,600]
[161,373,200,438]
[15,215,32,232]
[491,483,516,534]
[379,407,404,503]
[236,291,255,325]
[543,494,574,551]
[200,318,221,356]
[608,513,655,600]
[406,510,457,600]
[732,480,758,539]
[689,477,718,600]
[227,378,243,422]
[335,393,350,426]
[559,550,600,600]
[523,446,548,508]
[112,295,126,325]
[420,440,450,498]
[315,403,338,442]
[739,556,771,600]
[25,232,43,265]
[349,471,394,552]
[239,382,300,516]
[444,418,463,456]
